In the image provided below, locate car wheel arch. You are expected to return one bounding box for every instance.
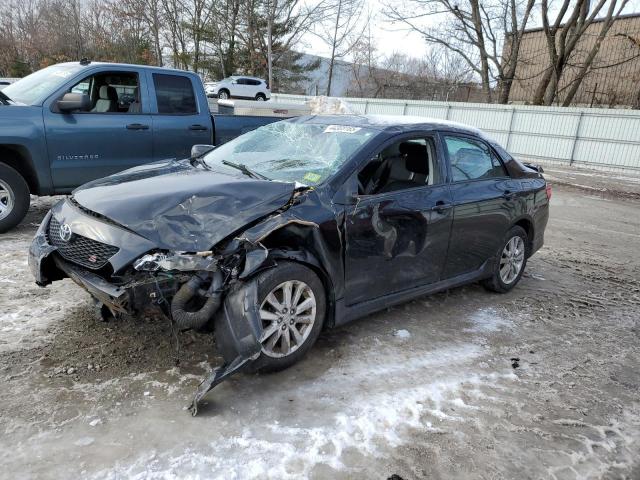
[512,217,534,256]
[0,145,39,194]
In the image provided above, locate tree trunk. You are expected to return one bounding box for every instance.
[470,0,492,102]
[561,0,626,106]
[327,0,343,97]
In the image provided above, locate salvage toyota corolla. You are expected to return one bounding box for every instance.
[29,115,550,413]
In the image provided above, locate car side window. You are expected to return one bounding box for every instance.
[444,135,507,181]
[358,137,438,195]
[152,74,197,114]
[66,71,141,113]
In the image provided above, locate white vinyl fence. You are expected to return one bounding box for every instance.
[272,93,640,174]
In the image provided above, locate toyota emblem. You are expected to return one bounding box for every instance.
[59,223,73,242]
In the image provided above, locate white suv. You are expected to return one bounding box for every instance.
[208,76,271,101]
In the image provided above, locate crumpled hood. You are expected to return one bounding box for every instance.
[72,159,296,252]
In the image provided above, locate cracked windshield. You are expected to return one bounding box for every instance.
[204,121,376,184]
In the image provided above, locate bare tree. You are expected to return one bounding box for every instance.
[348,16,379,97]
[161,0,189,69]
[204,0,242,77]
[385,0,536,103]
[531,0,631,106]
[314,0,366,95]
[238,0,327,89]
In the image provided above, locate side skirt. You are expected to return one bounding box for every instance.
[334,259,494,327]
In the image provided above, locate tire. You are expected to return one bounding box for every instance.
[218,90,230,100]
[249,261,326,373]
[482,225,528,293]
[255,93,266,101]
[0,163,30,233]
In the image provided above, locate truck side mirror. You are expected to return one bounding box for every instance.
[57,93,91,112]
[191,144,215,159]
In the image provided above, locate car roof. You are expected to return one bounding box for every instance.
[228,75,264,81]
[56,61,197,76]
[292,114,492,142]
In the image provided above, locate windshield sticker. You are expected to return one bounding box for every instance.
[303,172,322,183]
[324,125,361,134]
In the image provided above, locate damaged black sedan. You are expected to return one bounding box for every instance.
[29,115,549,413]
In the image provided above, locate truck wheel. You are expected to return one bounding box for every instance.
[0,163,30,233]
[218,90,230,100]
[482,226,528,293]
[250,261,326,373]
[255,93,266,101]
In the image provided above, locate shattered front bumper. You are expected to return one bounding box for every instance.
[29,209,267,414]
[29,220,131,314]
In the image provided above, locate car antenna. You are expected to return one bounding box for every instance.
[79,58,91,66]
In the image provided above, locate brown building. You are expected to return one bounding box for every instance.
[509,13,640,108]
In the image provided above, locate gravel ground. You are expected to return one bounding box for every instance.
[0,182,639,480]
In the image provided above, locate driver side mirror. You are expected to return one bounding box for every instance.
[57,93,91,112]
[191,144,215,159]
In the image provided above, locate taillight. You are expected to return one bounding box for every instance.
[545,184,552,200]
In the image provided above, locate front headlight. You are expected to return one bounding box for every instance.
[134,251,218,272]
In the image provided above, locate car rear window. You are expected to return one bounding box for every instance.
[153,74,197,114]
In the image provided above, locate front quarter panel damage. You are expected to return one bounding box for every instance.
[190,281,263,415]
[190,192,344,413]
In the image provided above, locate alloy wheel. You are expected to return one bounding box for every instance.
[499,236,525,284]
[259,280,317,358]
[0,179,15,221]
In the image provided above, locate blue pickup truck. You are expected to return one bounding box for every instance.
[0,61,280,232]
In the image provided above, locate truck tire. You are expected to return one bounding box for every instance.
[0,163,30,233]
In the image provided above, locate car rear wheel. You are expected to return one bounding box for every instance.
[255,93,266,101]
[250,261,326,373]
[218,89,230,100]
[482,225,528,293]
[0,163,30,233]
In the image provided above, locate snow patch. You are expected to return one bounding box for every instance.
[394,329,411,339]
[464,308,513,333]
[94,344,517,480]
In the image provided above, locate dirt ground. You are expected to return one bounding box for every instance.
[1,178,639,479]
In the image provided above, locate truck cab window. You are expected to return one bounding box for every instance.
[153,74,197,114]
[444,136,507,181]
[67,72,140,113]
[358,138,436,195]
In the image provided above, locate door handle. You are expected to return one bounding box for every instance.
[431,202,453,212]
[189,124,208,131]
[126,123,149,130]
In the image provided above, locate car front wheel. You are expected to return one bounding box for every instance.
[250,261,326,372]
[255,93,266,101]
[482,225,528,293]
[218,90,230,100]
